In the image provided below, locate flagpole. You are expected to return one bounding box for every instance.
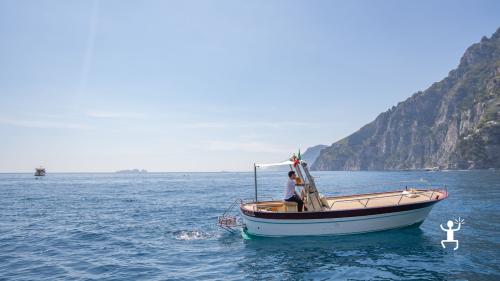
[254,163,258,202]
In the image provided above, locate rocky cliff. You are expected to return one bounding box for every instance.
[301,145,327,166]
[312,28,500,171]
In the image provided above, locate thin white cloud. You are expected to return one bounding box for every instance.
[77,0,100,99]
[85,111,146,119]
[0,117,90,130]
[207,140,295,153]
[185,121,319,129]
[184,122,230,129]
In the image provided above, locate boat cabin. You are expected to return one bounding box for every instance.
[34,167,46,177]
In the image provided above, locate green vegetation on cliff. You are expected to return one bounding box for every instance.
[312,28,500,170]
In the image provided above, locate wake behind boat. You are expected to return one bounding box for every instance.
[219,154,447,237]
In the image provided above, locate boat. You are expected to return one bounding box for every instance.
[424,166,440,172]
[34,167,46,177]
[219,155,447,237]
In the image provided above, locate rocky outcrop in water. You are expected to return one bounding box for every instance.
[312,28,500,170]
[115,169,148,174]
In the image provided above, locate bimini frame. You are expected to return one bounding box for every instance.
[253,158,324,211]
[253,160,294,202]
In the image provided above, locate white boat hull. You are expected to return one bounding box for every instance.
[241,205,434,237]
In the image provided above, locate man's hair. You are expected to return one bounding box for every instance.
[288,171,296,178]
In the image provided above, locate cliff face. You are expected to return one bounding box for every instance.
[312,28,500,171]
[301,145,327,166]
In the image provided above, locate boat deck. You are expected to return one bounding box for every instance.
[241,189,446,213]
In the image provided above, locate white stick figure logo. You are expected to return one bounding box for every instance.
[440,217,464,250]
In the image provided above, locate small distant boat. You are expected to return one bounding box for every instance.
[424,166,440,172]
[218,154,447,237]
[34,167,46,177]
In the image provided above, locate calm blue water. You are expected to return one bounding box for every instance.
[0,171,499,280]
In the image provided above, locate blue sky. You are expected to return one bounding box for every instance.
[0,0,499,172]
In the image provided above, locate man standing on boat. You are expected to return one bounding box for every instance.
[285,171,304,212]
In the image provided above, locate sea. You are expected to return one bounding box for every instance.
[0,170,499,280]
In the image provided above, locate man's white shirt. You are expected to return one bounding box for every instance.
[284,178,296,200]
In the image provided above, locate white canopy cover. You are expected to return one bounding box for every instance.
[255,160,294,168]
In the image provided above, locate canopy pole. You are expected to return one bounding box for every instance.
[254,164,258,202]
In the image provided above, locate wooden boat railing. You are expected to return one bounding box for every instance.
[240,187,447,212]
[328,188,446,209]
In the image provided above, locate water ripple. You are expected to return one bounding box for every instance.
[0,171,499,280]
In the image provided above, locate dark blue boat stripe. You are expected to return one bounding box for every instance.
[240,200,439,220]
[242,207,430,224]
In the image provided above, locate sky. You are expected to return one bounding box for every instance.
[0,0,499,172]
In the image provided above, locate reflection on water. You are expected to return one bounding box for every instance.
[239,227,449,280]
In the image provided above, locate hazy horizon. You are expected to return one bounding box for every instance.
[1,0,499,172]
